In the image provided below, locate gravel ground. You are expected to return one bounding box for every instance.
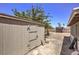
[27,32,70,55]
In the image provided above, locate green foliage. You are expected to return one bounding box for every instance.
[12,6,52,29]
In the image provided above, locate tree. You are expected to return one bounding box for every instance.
[12,6,47,21]
[12,9,29,18]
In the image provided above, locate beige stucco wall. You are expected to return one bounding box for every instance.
[70,21,79,50]
[0,19,44,55]
[71,23,77,38]
[76,22,79,50]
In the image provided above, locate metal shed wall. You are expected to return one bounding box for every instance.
[0,17,45,55]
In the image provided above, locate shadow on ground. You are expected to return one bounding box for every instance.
[60,36,74,55]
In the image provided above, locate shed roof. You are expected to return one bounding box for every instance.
[68,7,79,26]
[0,13,44,26]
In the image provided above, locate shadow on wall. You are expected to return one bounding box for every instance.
[60,36,74,55]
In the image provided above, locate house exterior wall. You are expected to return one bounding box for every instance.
[0,18,45,55]
[76,22,79,50]
[70,21,79,50]
[71,23,77,38]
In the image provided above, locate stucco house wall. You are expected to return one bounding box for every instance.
[0,14,45,55]
[76,22,79,50]
[68,7,79,50]
[70,21,79,50]
[70,23,77,38]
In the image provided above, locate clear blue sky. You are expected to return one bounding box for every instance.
[0,3,79,27]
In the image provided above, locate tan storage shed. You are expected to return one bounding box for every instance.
[0,13,45,55]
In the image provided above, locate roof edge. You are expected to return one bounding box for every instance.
[0,13,45,26]
[68,8,79,26]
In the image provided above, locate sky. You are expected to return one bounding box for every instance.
[0,3,79,27]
